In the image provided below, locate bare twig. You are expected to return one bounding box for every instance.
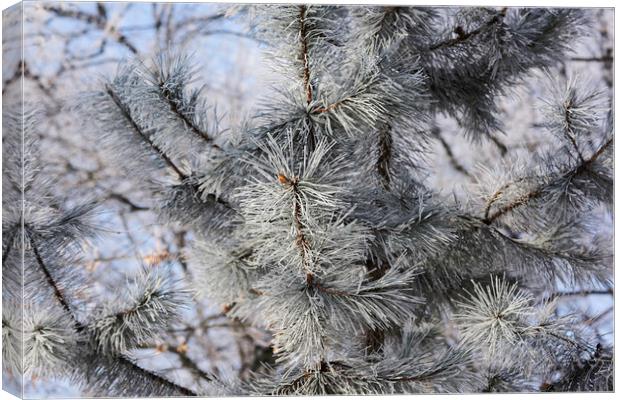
[432,127,472,178]
[43,4,139,54]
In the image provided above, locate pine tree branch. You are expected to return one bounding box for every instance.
[377,123,393,189]
[542,343,612,391]
[484,187,543,225]
[387,371,445,382]
[279,174,315,285]
[297,5,318,150]
[372,7,400,43]
[28,233,76,318]
[562,100,585,162]
[201,192,239,214]
[298,5,313,106]
[276,361,350,393]
[157,83,222,150]
[585,137,613,164]
[483,175,545,221]
[542,330,588,350]
[27,232,198,396]
[483,137,612,224]
[427,8,507,52]
[104,84,188,180]
[312,283,357,297]
[118,355,199,396]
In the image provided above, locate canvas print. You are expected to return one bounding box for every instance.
[1,1,614,397]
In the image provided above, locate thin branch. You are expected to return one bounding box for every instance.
[170,347,215,382]
[279,174,315,285]
[174,230,189,272]
[43,4,138,54]
[426,8,507,52]
[549,288,613,299]
[107,193,150,211]
[195,189,239,215]
[584,306,613,326]
[139,342,216,383]
[562,100,585,163]
[104,84,187,180]
[585,137,613,165]
[488,133,508,156]
[3,61,55,98]
[483,172,551,221]
[119,355,199,396]
[484,186,543,224]
[173,13,226,31]
[377,123,393,189]
[432,127,472,178]
[484,137,612,224]
[298,5,313,105]
[312,100,343,114]
[28,233,76,317]
[570,56,613,62]
[43,5,101,25]
[157,83,222,150]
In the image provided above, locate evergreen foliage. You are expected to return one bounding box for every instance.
[3,5,613,396]
[2,107,197,396]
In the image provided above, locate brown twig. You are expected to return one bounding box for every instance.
[377,123,393,190]
[298,5,313,105]
[312,100,342,114]
[484,137,612,224]
[279,174,315,285]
